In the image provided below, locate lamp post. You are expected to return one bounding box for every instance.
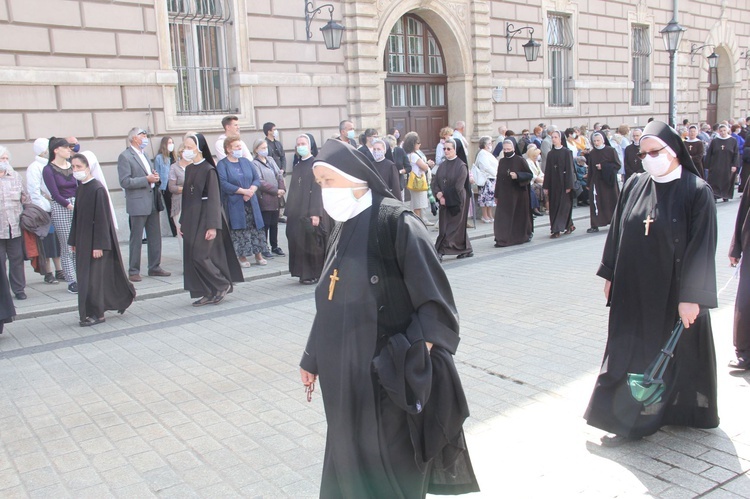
[660,5,686,128]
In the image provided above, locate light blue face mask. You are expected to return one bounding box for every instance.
[140,137,149,149]
[297,146,310,157]
[232,149,243,159]
[347,130,356,140]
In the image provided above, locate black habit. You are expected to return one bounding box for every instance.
[431,157,472,256]
[373,157,403,201]
[180,160,244,299]
[285,156,328,281]
[706,136,739,199]
[68,178,135,322]
[685,139,705,177]
[729,189,750,359]
[301,198,478,498]
[586,145,621,229]
[493,154,533,247]
[623,142,644,181]
[542,146,576,234]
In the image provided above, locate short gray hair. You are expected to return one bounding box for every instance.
[127,127,144,144]
[444,138,456,149]
[478,136,492,150]
[0,145,11,161]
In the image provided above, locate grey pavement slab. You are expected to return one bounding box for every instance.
[0,194,748,497]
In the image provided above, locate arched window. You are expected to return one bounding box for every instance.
[385,15,448,158]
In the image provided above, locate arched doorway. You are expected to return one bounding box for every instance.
[384,14,448,159]
[707,45,734,124]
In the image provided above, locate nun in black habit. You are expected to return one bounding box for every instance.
[299,139,478,498]
[585,120,719,446]
[584,131,621,233]
[728,187,750,370]
[180,135,244,306]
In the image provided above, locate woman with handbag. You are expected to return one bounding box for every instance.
[473,136,497,223]
[402,132,434,223]
[583,131,621,233]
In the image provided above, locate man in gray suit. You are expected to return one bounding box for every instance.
[117,128,171,282]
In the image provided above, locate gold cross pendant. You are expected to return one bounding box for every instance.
[643,214,654,236]
[328,269,340,301]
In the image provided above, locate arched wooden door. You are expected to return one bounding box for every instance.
[385,14,448,159]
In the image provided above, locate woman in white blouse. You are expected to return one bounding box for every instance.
[474,136,498,223]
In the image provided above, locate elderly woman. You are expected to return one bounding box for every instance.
[286,133,327,284]
[432,138,472,260]
[370,138,401,199]
[252,138,286,258]
[526,146,545,216]
[217,135,267,267]
[584,131,621,233]
[299,139,478,498]
[474,135,498,223]
[434,126,454,167]
[493,139,534,247]
[43,137,79,294]
[0,146,30,300]
[180,135,243,306]
[168,143,190,246]
[402,132,434,221]
[586,120,719,446]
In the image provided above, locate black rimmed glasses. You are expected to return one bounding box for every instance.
[636,145,667,160]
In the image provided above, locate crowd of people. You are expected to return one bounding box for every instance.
[0,111,749,498]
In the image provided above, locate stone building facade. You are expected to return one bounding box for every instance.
[1,0,749,184]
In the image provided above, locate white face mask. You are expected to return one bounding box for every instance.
[182,149,196,161]
[594,144,605,150]
[273,130,279,139]
[642,153,672,177]
[167,143,175,152]
[321,187,369,222]
[0,161,10,171]
[73,170,88,181]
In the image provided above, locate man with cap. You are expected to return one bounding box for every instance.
[26,137,63,284]
[117,127,171,282]
[299,139,479,498]
[585,120,719,447]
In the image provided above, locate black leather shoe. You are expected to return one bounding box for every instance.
[14,292,27,300]
[272,247,285,256]
[587,227,599,233]
[532,209,543,217]
[192,296,212,307]
[457,252,474,259]
[80,317,105,327]
[728,357,750,370]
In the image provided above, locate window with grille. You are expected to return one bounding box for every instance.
[547,13,574,107]
[168,0,233,115]
[631,25,651,106]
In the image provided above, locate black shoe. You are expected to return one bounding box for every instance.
[68,282,78,294]
[300,278,318,285]
[272,247,285,256]
[192,296,212,307]
[80,316,105,327]
[457,252,474,259]
[44,273,59,284]
[261,250,274,259]
[278,216,287,224]
[210,287,229,305]
[142,238,148,243]
[728,357,750,370]
[532,209,543,217]
[14,292,27,300]
[438,254,444,262]
[55,270,65,280]
[587,227,599,233]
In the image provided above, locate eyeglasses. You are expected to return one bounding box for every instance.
[67,144,79,149]
[636,146,667,160]
[443,147,454,151]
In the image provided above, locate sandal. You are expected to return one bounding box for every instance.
[239,260,251,268]
[80,317,105,327]
[255,258,268,266]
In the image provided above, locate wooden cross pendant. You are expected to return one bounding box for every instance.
[328,269,340,301]
[643,214,654,236]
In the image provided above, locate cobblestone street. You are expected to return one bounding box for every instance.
[0,198,748,498]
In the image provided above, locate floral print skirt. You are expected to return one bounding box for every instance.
[478,178,497,207]
[230,203,267,257]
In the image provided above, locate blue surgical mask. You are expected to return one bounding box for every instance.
[71,144,81,153]
[257,149,269,158]
[231,149,243,159]
[347,130,356,140]
[297,145,310,157]
[140,137,149,149]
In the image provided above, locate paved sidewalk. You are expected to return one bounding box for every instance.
[1,194,747,498]
[14,191,592,320]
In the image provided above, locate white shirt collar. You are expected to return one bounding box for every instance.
[651,165,683,184]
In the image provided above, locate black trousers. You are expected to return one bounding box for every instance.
[262,210,280,250]
[161,190,177,236]
[0,236,25,294]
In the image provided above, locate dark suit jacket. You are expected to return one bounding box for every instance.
[118,146,158,217]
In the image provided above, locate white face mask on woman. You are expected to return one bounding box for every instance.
[642,153,672,177]
[321,187,369,222]
[182,149,196,161]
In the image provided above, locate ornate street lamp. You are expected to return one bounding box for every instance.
[660,16,686,128]
[506,23,541,63]
[305,1,345,50]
